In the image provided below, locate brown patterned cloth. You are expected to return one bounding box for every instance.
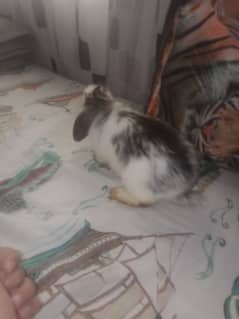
[207,107,239,157]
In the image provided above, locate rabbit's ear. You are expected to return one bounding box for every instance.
[73,111,92,141]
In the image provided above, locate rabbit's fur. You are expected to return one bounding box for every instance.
[73,85,198,207]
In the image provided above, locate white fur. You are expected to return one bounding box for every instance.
[84,84,99,96]
[88,109,185,206]
[79,85,195,206]
[89,109,128,173]
[84,84,113,100]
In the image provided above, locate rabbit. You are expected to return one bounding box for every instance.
[73,85,198,207]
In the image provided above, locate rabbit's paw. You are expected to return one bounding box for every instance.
[109,187,142,207]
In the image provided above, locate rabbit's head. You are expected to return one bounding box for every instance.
[73,85,113,142]
[84,85,113,106]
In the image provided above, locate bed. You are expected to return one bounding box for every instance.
[0,64,238,319]
[0,1,239,319]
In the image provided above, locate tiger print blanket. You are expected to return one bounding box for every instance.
[147,0,239,169]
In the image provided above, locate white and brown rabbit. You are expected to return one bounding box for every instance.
[73,85,198,207]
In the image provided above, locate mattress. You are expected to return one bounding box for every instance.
[0,65,238,319]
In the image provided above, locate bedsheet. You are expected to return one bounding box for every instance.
[0,65,238,319]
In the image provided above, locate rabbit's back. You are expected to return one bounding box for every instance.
[89,107,198,202]
[111,111,198,200]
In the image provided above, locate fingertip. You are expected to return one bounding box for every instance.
[0,249,22,270]
[3,259,17,273]
[18,297,42,319]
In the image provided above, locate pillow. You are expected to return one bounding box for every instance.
[0,16,34,74]
[146,0,239,170]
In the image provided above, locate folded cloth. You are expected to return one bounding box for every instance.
[0,54,33,74]
[0,15,34,73]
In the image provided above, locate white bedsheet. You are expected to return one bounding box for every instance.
[0,65,238,319]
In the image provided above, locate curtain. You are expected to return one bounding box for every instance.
[0,0,239,104]
[0,0,172,105]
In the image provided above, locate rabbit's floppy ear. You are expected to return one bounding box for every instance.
[73,110,92,141]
